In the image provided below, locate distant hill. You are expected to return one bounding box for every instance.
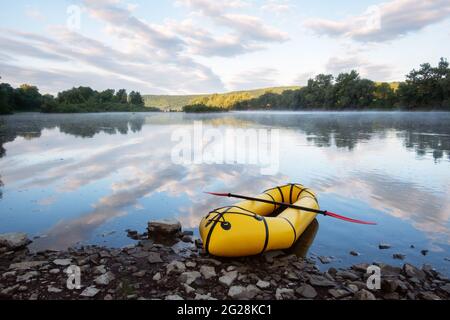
[143,86,301,111]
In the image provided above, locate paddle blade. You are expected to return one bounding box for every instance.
[325,211,377,225]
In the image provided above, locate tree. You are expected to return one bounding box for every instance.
[57,86,96,104]
[115,89,128,103]
[373,83,396,108]
[14,84,42,111]
[98,89,115,103]
[0,81,15,114]
[40,94,58,113]
[129,91,144,106]
[398,58,450,109]
[298,74,335,109]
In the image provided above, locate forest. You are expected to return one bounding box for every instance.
[1,58,449,115]
[209,58,450,111]
[0,83,159,114]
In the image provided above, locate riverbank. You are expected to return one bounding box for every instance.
[1,222,449,301]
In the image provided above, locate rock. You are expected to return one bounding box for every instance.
[132,270,146,278]
[309,275,336,287]
[166,261,186,274]
[165,294,184,300]
[350,251,360,256]
[256,280,271,289]
[126,229,139,240]
[131,251,149,259]
[383,292,400,300]
[94,272,115,286]
[379,243,391,250]
[393,253,405,260]
[245,285,262,299]
[9,261,47,270]
[104,294,113,300]
[318,256,333,264]
[181,235,193,243]
[381,279,398,293]
[49,268,60,275]
[148,219,181,236]
[263,250,284,263]
[194,293,216,300]
[275,288,295,300]
[29,293,39,300]
[16,271,39,282]
[380,264,402,276]
[147,252,163,264]
[53,259,72,266]
[94,265,107,275]
[80,286,100,298]
[421,250,429,256]
[219,270,238,287]
[328,288,351,299]
[2,271,16,279]
[186,261,197,268]
[48,286,63,293]
[439,283,450,294]
[352,263,369,272]
[403,264,426,280]
[152,272,162,281]
[354,289,376,300]
[0,233,31,250]
[179,271,201,285]
[183,284,195,294]
[228,286,247,299]
[336,270,359,281]
[1,284,19,296]
[296,284,317,299]
[200,265,216,279]
[419,292,441,300]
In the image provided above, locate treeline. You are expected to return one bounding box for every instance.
[191,58,450,111]
[183,104,228,113]
[0,82,159,114]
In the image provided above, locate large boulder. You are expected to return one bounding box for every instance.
[148,219,182,237]
[0,233,31,250]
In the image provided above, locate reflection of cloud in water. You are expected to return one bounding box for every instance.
[316,172,450,248]
[33,162,286,250]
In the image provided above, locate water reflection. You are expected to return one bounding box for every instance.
[287,219,319,258]
[0,112,449,274]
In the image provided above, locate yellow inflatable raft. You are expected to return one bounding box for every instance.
[199,184,319,257]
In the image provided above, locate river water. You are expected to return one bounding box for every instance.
[1,112,449,275]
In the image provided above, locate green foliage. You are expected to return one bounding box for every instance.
[0,83,15,114]
[115,89,128,104]
[183,104,228,113]
[14,84,42,111]
[397,58,450,109]
[1,58,449,114]
[129,91,144,106]
[143,87,300,111]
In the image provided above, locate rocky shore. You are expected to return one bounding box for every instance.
[1,221,449,301]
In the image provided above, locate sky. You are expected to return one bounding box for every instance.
[0,0,449,95]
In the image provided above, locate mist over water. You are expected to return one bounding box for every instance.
[0,111,449,275]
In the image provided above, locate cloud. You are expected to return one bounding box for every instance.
[325,56,394,81]
[227,68,281,91]
[177,0,289,53]
[25,6,46,22]
[261,0,292,14]
[293,72,314,86]
[305,0,450,42]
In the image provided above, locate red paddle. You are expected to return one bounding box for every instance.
[205,192,377,225]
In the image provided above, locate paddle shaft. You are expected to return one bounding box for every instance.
[223,193,328,215]
[206,192,377,225]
